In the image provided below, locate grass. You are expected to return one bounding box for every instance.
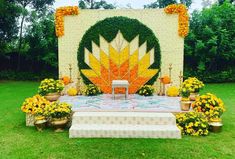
[0,81,235,159]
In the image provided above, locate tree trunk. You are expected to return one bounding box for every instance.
[17,15,25,71]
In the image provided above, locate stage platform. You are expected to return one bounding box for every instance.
[59,94,189,113]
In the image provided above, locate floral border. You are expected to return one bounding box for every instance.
[164,4,189,37]
[55,6,79,37]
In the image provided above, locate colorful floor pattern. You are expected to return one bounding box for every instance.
[59,94,188,112]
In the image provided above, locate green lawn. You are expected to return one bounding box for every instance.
[0,81,235,159]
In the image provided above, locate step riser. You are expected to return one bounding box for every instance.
[69,130,181,139]
[72,116,176,125]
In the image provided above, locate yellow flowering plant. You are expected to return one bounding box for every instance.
[21,95,50,116]
[182,77,204,93]
[137,85,154,96]
[84,84,102,96]
[176,112,209,136]
[192,93,225,120]
[38,78,64,96]
[44,102,72,119]
[167,86,179,97]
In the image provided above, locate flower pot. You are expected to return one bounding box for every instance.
[45,92,60,102]
[189,92,199,101]
[180,101,191,111]
[209,120,223,133]
[34,119,47,131]
[50,118,68,132]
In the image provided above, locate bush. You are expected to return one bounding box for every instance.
[137,85,154,96]
[176,112,209,136]
[84,84,102,96]
[0,70,57,81]
[192,93,225,120]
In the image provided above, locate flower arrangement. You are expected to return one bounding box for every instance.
[164,4,189,37]
[84,84,102,96]
[61,76,71,85]
[67,87,78,96]
[192,93,225,120]
[44,102,72,119]
[160,76,171,84]
[137,85,154,96]
[167,86,179,97]
[38,78,64,96]
[176,112,209,136]
[182,77,204,93]
[55,6,79,37]
[21,95,50,116]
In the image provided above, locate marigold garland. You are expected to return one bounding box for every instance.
[164,4,189,37]
[55,6,79,37]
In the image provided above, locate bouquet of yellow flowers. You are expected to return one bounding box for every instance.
[192,93,225,120]
[176,112,209,136]
[44,102,72,119]
[38,78,64,96]
[21,95,50,116]
[137,85,154,96]
[179,86,190,100]
[182,77,204,93]
[84,84,102,96]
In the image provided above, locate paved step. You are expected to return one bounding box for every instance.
[72,112,176,125]
[69,124,181,139]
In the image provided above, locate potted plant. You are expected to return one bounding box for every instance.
[179,86,191,111]
[21,95,50,128]
[137,85,155,96]
[38,78,64,101]
[84,84,102,96]
[44,102,72,132]
[182,77,204,101]
[192,93,225,132]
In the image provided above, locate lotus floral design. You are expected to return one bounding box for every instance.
[81,31,159,93]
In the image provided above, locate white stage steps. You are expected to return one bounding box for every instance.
[69,112,181,139]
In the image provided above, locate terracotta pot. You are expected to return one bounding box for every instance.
[34,120,47,131]
[45,92,60,101]
[189,92,199,101]
[180,101,191,111]
[50,118,68,132]
[209,121,223,133]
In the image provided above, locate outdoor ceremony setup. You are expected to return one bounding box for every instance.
[20,4,225,139]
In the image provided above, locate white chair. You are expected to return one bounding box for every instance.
[112,80,129,99]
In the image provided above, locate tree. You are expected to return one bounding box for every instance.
[25,9,58,72]
[184,2,235,82]
[0,0,20,54]
[144,0,192,9]
[15,0,55,70]
[78,0,116,9]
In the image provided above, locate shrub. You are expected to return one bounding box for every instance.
[38,78,64,96]
[137,85,154,96]
[84,84,102,96]
[192,93,225,120]
[176,112,209,136]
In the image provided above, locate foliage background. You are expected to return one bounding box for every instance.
[0,0,234,82]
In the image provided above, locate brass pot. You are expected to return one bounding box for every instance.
[34,120,47,132]
[45,92,60,101]
[180,101,191,111]
[209,121,223,133]
[50,118,68,132]
[189,92,199,101]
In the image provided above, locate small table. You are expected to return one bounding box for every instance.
[112,80,129,99]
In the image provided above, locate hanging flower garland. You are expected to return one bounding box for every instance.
[55,6,79,37]
[164,4,189,37]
